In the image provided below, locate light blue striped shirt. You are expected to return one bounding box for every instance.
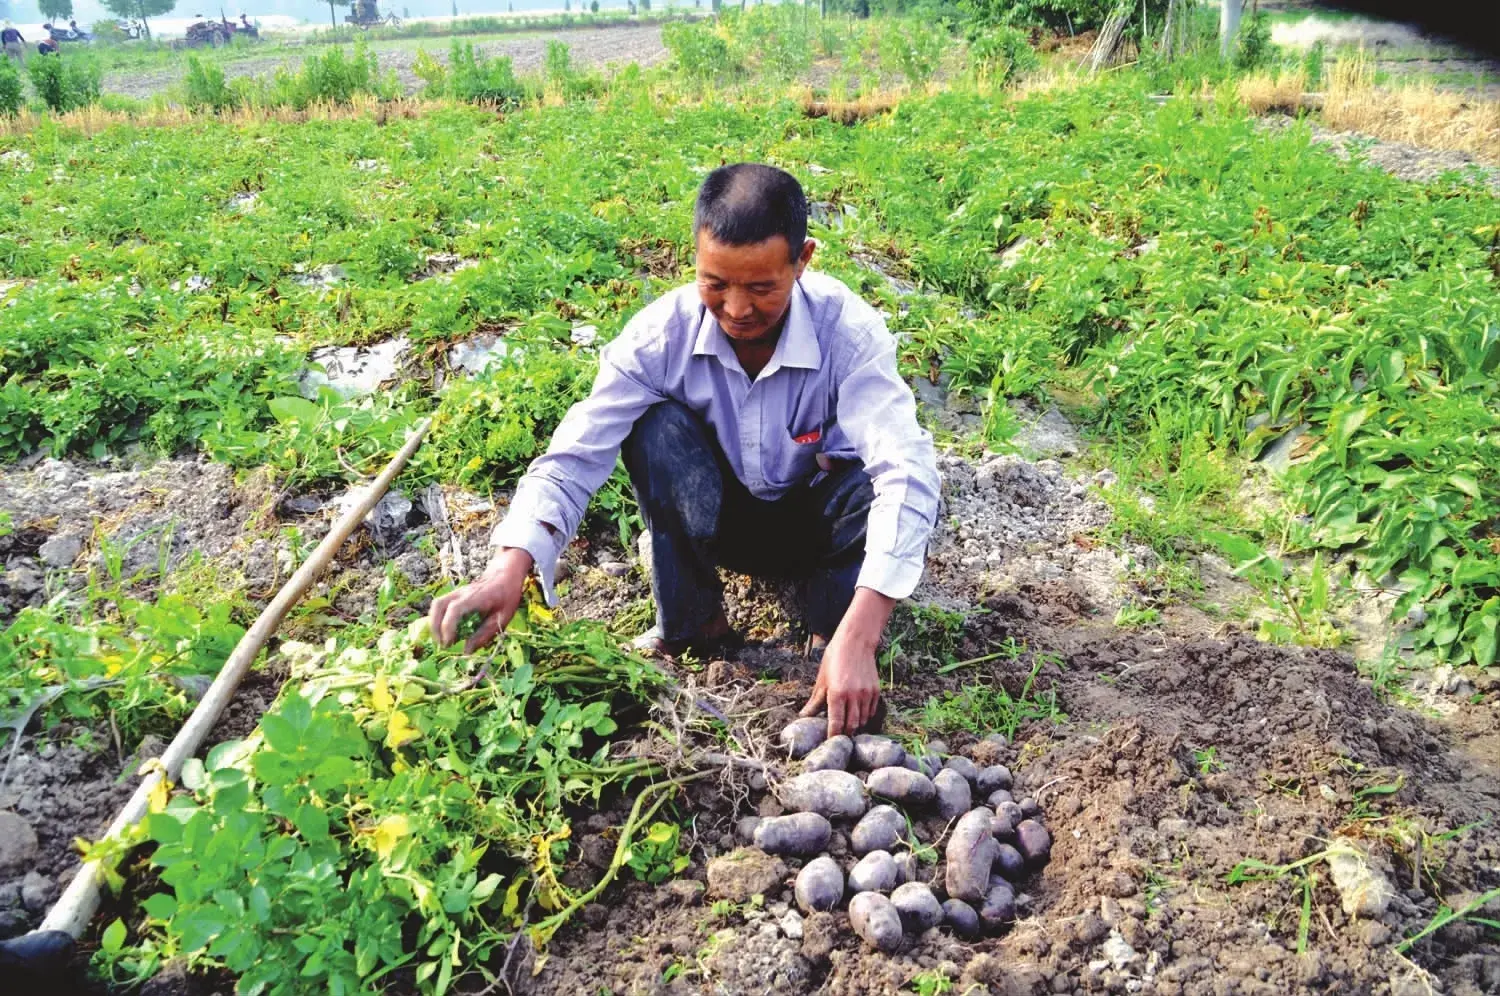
[491,270,941,604]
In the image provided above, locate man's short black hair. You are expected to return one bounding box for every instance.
[693,163,807,262]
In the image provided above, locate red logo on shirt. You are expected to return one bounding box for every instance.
[794,429,822,445]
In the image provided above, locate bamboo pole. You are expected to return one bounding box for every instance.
[33,417,432,943]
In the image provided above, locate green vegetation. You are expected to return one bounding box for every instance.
[100,606,692,992]
[917,652,1065,738]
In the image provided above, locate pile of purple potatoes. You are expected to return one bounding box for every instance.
[742,718,1052,952]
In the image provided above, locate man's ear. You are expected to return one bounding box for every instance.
[795,237,817,276]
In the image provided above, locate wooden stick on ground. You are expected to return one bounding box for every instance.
[35,417,433,942]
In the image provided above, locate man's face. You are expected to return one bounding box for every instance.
[695,232,815,343]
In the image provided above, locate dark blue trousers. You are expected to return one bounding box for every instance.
[621,401,874,643]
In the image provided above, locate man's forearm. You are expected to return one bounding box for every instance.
[837,587,898,649]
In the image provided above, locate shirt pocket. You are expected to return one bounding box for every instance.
[765,422,823,489]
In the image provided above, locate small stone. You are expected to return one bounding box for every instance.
[1102,929,1140,970]
[780,909,804,940]
[599,560,631,577]
[20,871,53,914]
[38,533,83,568]
[0,812,40,876]
[1326,845,1395,919]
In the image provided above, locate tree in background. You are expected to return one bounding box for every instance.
[99,0,175,39]
[39,0,74,24]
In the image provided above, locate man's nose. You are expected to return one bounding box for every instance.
[724,289,753,319]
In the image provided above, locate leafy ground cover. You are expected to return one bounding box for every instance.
[3,67,1493,667]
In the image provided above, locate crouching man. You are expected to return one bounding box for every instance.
[430,163,940,736]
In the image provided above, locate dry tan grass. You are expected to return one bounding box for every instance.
[1237,69,1308,115]
[1322,51,1500,165]
[0,96,444,138]
[798,90,903,124]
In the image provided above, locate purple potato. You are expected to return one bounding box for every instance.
[942,898,981,938]
[891,881,944,932]
[803,735,853,772]
[753,812,833,856]
[851,805,906,855]
[944,808,997,904]
[975,764,1014,795]
[944,756,981,785]
[853,735,906,770]
[794,855,844,913]
[849,891,904,952]
[848,849,899,894]
[993,842,1026,881]
[867,767,937,807]
[780,770,868,820]
[779,717,828,759]
[1015,819,1052,868]
[933,768,973,821]
[979,879,1017,931]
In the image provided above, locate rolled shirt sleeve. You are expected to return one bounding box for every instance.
[489,320,666,603]
[835,322,941,600]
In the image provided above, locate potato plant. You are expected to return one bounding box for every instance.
[107,606,674,993]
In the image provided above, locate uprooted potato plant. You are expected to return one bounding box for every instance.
[93,601,728,994]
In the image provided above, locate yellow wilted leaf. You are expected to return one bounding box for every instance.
[385,710,419,749]
[372,815,410,860]
[371,675,393,713]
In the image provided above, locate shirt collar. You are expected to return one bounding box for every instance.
[693,279,822,376]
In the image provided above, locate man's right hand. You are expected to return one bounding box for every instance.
[428,547,534,653]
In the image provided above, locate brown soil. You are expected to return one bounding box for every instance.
[527,583,1500,996]
[101,23,668,102]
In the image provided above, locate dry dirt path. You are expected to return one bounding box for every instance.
[101,23,668,101]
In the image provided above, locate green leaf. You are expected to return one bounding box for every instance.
[1447,474,1481,500]
[100,917,127,954]
[142,893,177,920]
[267,395,323,426]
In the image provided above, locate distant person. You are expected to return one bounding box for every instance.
[1,23,24,64]
[37,36,59,55]
[68,19,90,40]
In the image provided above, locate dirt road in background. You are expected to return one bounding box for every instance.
[101,23,668,101]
